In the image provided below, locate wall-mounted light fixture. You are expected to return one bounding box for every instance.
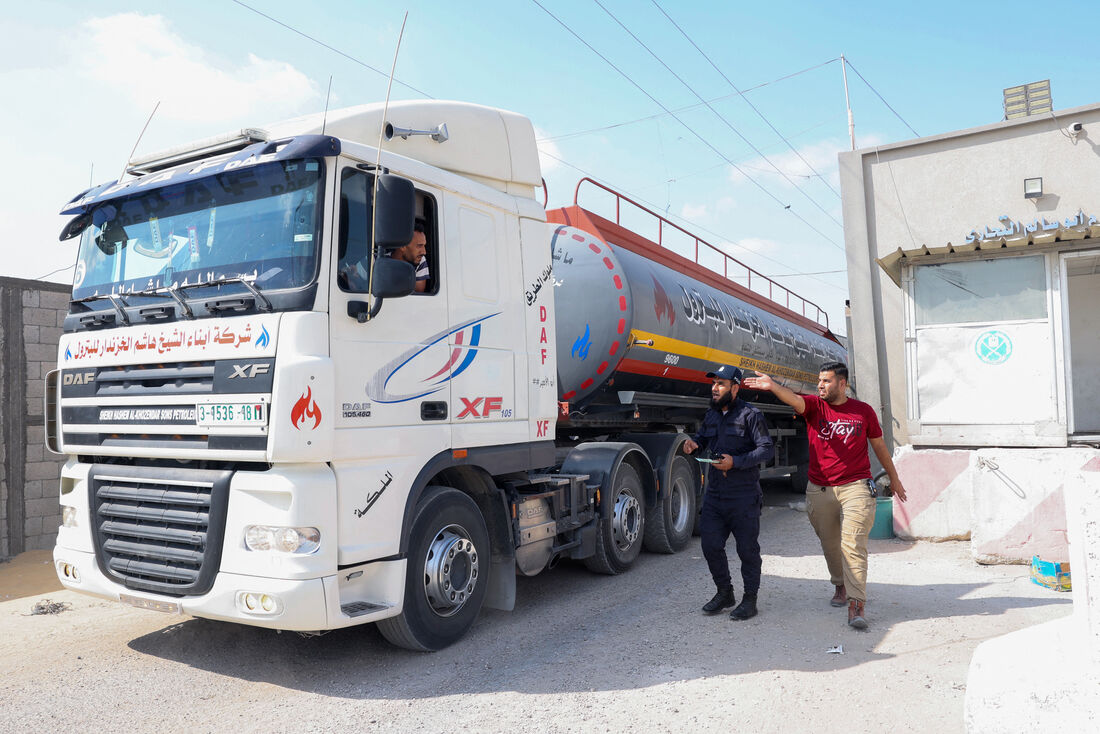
[1024,177,1043,199]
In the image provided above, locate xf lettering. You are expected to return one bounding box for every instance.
[458,396,503,418]
[536,419,550,438]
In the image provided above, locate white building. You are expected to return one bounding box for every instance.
[840,100,1100,731]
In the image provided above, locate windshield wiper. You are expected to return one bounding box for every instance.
[176,275,273,312]
[70,292,131,325]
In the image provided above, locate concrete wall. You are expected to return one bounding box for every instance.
[893,445,1090,564]
[839,101,1100,449]
[0,276,69,557]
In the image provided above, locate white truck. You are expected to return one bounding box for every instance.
[49,101,845,649]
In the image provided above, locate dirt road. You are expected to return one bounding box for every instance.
[1,494,1069,734]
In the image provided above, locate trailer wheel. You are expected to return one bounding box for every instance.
[584,463,645,575]
[643,457,696,554]
[376,486,489,651]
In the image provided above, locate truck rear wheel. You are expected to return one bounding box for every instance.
[584,463,645,575]
[376,486,489,651]
[643,457,696,554]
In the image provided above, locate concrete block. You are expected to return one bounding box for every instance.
[893,445,973,541]
[1065,463,1100,665]
[40,291,69,310]
[27,497,59,519]
[22,325,39,343]
[40,326,63,345]
[29,530,59,551]
[26,461,61,482]
[23,516,42,537]
[25,307,57,327]
[970,448,1098,564]
[21,290,39,308]
[25,342,56,362]
[965,617,1100,733]
[26,379,43,399]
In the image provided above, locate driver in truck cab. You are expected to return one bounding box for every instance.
[343,220,430,293]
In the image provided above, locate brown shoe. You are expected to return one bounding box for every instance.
[848,599,867,630]
[830,584,847,607]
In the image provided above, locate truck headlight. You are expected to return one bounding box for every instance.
[244,525,320,554]
[62,506,78,528]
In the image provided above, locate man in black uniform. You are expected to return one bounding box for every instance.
[683,365,774,620]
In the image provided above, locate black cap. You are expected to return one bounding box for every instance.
[706,365,743,383]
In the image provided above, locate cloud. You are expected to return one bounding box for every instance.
[680,202,707,220]
[79,13,320,124]
[728,135,887,192]
[535,127,563,175]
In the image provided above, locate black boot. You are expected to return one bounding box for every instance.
[729,593,758,620]
[702,586,735,614]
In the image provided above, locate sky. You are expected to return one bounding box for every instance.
[4,0,1100,336]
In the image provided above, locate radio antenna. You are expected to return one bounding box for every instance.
[120,100,161,183]
[365,11,409,320]
[321,75,333,134]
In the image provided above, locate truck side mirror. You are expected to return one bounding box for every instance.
[346,256,415,322]
[371,256,415,298]
[59,212,91,241]
[372,174,415,248]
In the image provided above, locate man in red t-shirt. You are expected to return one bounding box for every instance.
[743,362,906,630]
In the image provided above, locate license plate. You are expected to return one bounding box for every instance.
[119,594,181,614]
[195,401,266,427]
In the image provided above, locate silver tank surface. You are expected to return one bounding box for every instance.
[550,224,846,406]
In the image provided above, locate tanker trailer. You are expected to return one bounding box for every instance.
[546,179,847,493]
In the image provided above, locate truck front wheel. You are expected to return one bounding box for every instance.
[643,457,696,554]
[584,463,645,575]
[377,486,490,651]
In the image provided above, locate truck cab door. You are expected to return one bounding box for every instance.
[329,165,451,445]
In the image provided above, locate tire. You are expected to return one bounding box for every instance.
[376,486,490,651]
[584,463,645,575]
[644,457,696,554]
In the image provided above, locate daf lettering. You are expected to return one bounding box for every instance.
[62,371,95,386]
[229,363,271,379]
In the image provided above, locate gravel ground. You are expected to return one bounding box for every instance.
[0,489,1070,734]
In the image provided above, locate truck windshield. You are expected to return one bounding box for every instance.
[71,158,323,303]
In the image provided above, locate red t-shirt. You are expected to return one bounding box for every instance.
[798,394,882,486]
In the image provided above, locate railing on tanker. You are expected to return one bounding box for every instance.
[573,177,830,331]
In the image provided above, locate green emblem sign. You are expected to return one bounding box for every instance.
[975,330,1012,365]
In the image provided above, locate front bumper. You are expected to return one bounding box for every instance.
[53,547,407,631]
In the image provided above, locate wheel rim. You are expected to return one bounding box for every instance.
[668,475,691,536]
[611,488,641,551]
[422,523,479,618]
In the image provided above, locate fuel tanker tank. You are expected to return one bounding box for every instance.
[547,205,846,409]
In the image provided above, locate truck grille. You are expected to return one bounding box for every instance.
[89,464,233,597]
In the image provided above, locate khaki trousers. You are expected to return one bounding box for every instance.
[805,479,876,602]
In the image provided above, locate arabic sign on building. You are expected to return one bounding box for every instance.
[964,211,1097,244]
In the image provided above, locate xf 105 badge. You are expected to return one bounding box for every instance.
[457,396,511,419]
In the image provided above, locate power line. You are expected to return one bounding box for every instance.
[538,58,840,142]
[530,0,844,252]
[229,0,434,99]
[652,0,842,199]
[593,0,843,230]
[843,57,919,139]
[36,263,74,281]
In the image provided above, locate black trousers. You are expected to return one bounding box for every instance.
[699,491,762,594]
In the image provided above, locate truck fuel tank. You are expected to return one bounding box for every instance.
[549,222,846,408]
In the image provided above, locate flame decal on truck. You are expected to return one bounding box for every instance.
[290,386,322,430]
[367,313,499,404]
